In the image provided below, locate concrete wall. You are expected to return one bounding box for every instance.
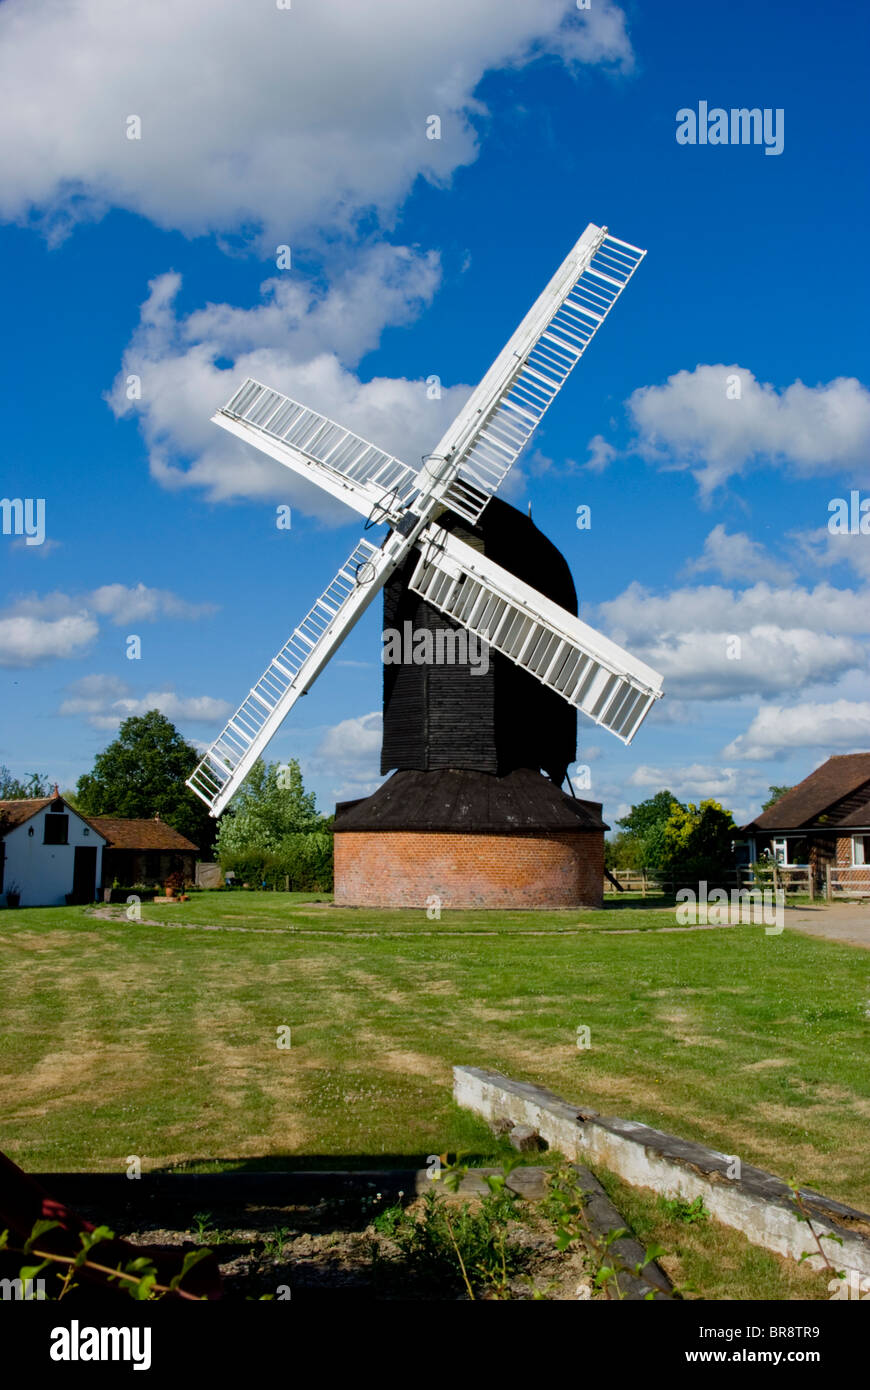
[2,806,104,907]
[335,829,604,908]
[454,1065,870,1282]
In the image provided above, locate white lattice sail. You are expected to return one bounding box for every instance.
[427,226,646,524]
[409,526,662,744]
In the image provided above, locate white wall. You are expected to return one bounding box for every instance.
[2,804,104,907]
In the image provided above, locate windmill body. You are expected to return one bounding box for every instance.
[186,224,664,906]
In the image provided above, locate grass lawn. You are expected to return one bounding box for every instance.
[1,892,867,1219]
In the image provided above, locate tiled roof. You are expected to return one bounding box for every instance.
[742,754,870,831]
[89,818,199,852]
[0,797,54,828]
[334,767,608,833]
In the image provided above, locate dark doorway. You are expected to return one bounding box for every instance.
[72,846,98,903]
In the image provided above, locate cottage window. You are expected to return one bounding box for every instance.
[43,814,68,846]
[853,835,870,866]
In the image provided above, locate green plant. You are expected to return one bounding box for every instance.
[659,1193,710,1225]
[191,1211,213,1242]
[262,1226,291,1260]
[375,1156,529,1299]
[0,1218,211,1300]
[543,1165,668,1300]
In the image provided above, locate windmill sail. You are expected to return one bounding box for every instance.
[187,536,390,815]
[187,222,657,815]
[214,379,418,522]
[409,526,663,744]
[426,226,645,525]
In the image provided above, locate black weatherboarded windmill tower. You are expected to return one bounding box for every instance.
[186,225,664,907]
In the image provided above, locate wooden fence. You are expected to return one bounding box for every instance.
[604,865,814,900]
[824,866,870,901]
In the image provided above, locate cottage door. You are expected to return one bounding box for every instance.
[72,846,97,903]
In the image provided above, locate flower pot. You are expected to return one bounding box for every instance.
[6,893,21,908]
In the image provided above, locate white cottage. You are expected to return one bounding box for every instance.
[0,793,106,907]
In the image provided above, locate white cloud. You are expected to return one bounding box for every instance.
[724,701,870,760]
[88,583,215,624]
[0,612,97,667]
[0,0,633,249]
[0,584,214,667]
[686,525,795,585]
[627,762,765,805]
[597,580,870,700]
[793,525,870,582]
[107,263,475,513]
[584,433,618,473]
[314,710,384,801]
[59,675,232,730]
[624,364,870,495]
[59,674,132,716]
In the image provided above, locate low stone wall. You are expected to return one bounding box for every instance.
[454,1065,870,1281]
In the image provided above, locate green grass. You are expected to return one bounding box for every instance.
[1,893,868,1231]
[595,1169,835,1301]
[129,889,687,933]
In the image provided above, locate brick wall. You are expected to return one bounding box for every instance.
[334,829,604,909]
[834,835,870,892]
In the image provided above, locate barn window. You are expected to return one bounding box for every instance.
[852,835,870,866]
[43,814,68,845]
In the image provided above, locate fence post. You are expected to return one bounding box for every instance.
[641,870,647,898]
[826,864,832,902]
[807,866,814,903]
[285,875,290,893]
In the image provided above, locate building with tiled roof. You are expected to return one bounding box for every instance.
[741,754,870,896]
[0,794,198,907]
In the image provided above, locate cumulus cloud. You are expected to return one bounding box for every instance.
[0,585,214,666]
[793,525,870,582]
[597,580,870,700]
[627,762,766,805]
[88,583,215,624]
[314,710,384,801]
[624,364,870,495]
[724,701,870,760]
[107,262,475,514]
[59,674,231,731]
[685,525,795,585]
[0,612,97,668]
[0,0,633,249]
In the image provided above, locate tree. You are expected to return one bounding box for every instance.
[214,758,322,858]
[659,798,737,889]
[214,758,332,891]
[0,767,52,799]
[75,711,213,851]
[614,789,685,875]
[762,785,793,811]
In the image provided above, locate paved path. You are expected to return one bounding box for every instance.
[781,902,870,949]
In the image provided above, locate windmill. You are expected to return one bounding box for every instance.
[186,224,664,905]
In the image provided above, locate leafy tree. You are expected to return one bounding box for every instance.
[659,799,737,889]
[215,759,332,890]
[0,766,52,799]
[614,789,685,874]
[215,758,323,859]
[761,785,793,811]
[74,711,214,851]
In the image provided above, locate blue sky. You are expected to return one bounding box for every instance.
[1,0,868,827]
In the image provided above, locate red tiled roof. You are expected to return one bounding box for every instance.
[0,797,57,829]
[742,754,870,831]
[90,817,199,852]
